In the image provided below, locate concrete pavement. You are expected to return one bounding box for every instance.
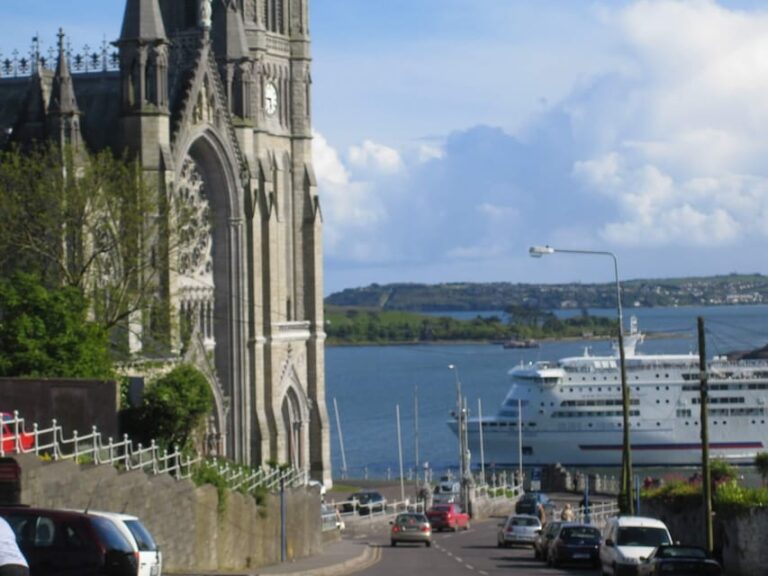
[254,537,378,576]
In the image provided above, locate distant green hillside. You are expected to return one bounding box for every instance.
[324,306,617,345]
[325,275,768,311]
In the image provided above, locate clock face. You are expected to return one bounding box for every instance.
[264,82,278,116]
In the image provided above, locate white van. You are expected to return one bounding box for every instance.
[85,511,162,576]
[599,516,672,576]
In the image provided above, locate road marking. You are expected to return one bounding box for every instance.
[465,564,474,570]
[478,571,488,576]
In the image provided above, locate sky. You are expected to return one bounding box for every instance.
[3,1,768,294]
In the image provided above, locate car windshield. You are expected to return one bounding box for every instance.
[657,546,707,559]
[432,505,450,512]
[561,527,600,540]
[617,527,671,547]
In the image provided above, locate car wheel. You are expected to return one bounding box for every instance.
[425,541,431,548]
[391,541,397,547]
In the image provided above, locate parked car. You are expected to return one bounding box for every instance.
[533,520,562,560]
[497,514,541,548]
[1,413,34,453]
[426,503,470,532]
[547,523,601,568]
[84,511,163,576]
[390,512,432,547]
[515,492,554,520]
[600,516,672,576]
[637,544,722,576]
[340,490,386,515]
[0,506,138,576]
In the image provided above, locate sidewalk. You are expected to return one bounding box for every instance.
[254,537,378,576]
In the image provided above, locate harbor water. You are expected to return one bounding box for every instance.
[325,305,768,481]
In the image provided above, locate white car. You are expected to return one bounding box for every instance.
[599,516,672,576]
[86,511,162,576]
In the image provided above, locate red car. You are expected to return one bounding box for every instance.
[1,412,35,453]
[426,503,470,532]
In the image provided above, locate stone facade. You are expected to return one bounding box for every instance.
[0,0,330,485]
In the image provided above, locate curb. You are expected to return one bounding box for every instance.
[252,541,380,576]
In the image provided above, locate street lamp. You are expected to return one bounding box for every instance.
[529,245,634,514]
[448,364,471,512]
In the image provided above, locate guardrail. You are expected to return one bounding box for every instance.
[0,411,307,492]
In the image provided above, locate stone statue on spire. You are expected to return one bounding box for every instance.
[199,0,212,30]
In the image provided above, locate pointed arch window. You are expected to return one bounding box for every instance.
[265,0,286,34]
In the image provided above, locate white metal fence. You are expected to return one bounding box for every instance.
[0,410,307,492]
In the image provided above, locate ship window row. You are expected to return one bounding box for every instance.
[691,396,744,405]
[551,410,640,418]
[682,381,768,391]
[679,407,765,418]
[519,375,562,385]
[482,421,518,428]
[560,399,639,407]
[682,383,768,391]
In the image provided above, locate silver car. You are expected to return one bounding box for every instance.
[497,514,542,548]
[390,513,432,547]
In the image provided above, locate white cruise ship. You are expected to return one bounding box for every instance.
[450,318,768,467]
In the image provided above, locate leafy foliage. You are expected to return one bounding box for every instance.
[0,272,113,378]
[0,143,191,357]
[137,364,213,451]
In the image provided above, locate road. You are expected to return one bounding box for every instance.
[353,516,601,576]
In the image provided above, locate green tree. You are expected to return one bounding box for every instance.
[0,144,196,355]
[140,364,213,450]
[755,452,768,487]
[0,272,113,378]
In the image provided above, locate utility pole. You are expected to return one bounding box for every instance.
[698,317,713,553]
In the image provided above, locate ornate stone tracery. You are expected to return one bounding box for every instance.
[176,156,215,348]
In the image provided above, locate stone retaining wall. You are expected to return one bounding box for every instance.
[642,499,768,576]
[14,454,323,573]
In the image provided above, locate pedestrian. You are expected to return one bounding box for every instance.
[536,502,547,525]
[0,516,28,576]
[560,503,574,521]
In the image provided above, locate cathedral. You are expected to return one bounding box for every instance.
[0,0,331,486]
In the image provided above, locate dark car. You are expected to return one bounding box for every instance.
[533,520,562,560]
[0,506,138,576]
[547,523,601,568]
[341,490,386,515]
[515,492,553,519]
[637,544,722,576]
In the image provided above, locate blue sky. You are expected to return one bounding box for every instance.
[4,1,768,294]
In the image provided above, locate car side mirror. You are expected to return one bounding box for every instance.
[536,529,542,534]
[604,539,615,547]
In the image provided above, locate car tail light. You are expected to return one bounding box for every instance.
[391,525,400,534]
[421,525,431,533]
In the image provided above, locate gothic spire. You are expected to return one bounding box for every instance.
[119,0,167,42]
[49,29,80,116]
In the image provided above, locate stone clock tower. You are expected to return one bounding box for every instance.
[0,0,331,486]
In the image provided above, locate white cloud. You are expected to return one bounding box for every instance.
[416,143,445,163]
[312,132,388,259]
[348,140,403,174]
[571,1,768,250]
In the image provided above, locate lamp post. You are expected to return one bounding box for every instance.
[529,245,634,514]
[449,364,471,511]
